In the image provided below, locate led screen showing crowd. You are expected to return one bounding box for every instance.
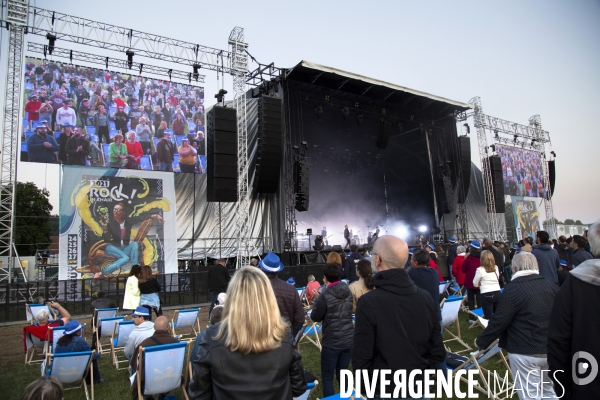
[496,144,545,198]
[21,57,206,173]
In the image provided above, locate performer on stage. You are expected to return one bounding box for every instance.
[373,225,380,241]
[313,235,325,251]
[344,225,351,249]
[321,226,328,246]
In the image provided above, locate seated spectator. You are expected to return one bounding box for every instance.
[311,263,354,398]
[476,252,559,399]
[306,275,321,303]
[348,259,372,313]
[124,307,155,360]
[191,304,225,364]
[55,320,103,384]
[451,245,467,287]
[22,377,63,400]
[37,301,71,326]
[473,250,502,319]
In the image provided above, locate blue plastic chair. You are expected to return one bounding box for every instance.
[170,308,201,340]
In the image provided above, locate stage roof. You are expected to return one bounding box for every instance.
[285,60,472,115]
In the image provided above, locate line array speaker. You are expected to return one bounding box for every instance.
[441,176,455,214]
[547,160,555,199]
[207,106,238,202]
[254,96,283,193]
[487,155,505,213]
[294,161,309,211]
[375,120,391,149]
[458,136,471,203]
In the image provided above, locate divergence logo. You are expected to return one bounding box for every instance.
[572,351,598,386]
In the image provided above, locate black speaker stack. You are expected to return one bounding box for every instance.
[458,136,471,203]
[376,120,391,149]
[207,106,238,202]
[254,96,283,193]
[294,161,310,212]
[547,160,555,199]
[487,155,505,213]
[440,176,455,214]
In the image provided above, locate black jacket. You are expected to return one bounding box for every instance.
[476,273,559,354]
[483,245,504,271]
[188,324,306,400]
[102,211,154,247]
[311,281,354,349]
[269,276,305,338]
[548,259,600,400]
[207,264,230,293]
[139,278,161,294]
[343,252,362,282]
[352,268,445,388]
[65,135,90,166]
[447,244,458,267]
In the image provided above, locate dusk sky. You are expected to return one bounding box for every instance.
[3,0,599,224]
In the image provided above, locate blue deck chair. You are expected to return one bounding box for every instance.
[175,135,185,147]
[26,303,56,324]
[135,341,190,400]
[102,143,110,166]
[97,315,124,354]
[153,137,160,149]
[46,325,66,356]
[86,126,96,136]
[295,380,319,400]
[171,308,201,340]
[440,295,471,353]
[198,155,206,174]
[296,310,322,351]
[320,390,360,399]
[21,142,28,155]
[54,131,61,140]
[111,320,135,369]
[172,154,180,172]
[45,350,95,400]
[445,339,513,399]
[109,129,119,139]
[93,308,118,350]
[439,281,451,295]
[23,325,48,365]
[468,308,486,329]
[25,130,34,140]
[139,155,153,170]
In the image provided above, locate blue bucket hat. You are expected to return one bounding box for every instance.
[259,252,284,273]
[64,320,84,335]
[559,259,567,267]
[132,306,150,317]
[409,248,414,255]
[287,277,296,285]
[470,240,481,250]
[428,243,435,251]
[449,237,457,243]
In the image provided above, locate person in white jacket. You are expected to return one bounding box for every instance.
[123,265,141,311]
[55,100,77,128]
[124,306,155,361]
[473,250,502,319]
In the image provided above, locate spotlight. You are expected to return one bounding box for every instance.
[46,33,56,55]
[382,108,386,116]
[167,69,173,81]
[105,57,109,69]
[270,77,279,93]
[356,114,363,126]
[139,63,144,75]
[550,151,556,158]
[354,102,359,108]
[125,50,135,69]
[315,106,323,120]
[530,139,535,147]
[490,144,496,153]
[494,130,499,140]
[215,89,228,104]
[463,123,470,134]
[341,107,349,120]
[418,225,428,233]
[193,63,201,81]
[513,135,518,143]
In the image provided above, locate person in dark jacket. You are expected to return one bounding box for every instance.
[557,259,570,286]
[311,263,354,397]
[447,237,458,270]
[555,235,569,264]
[352,235,445,396]
[548,220,600,400]
[65,127,90,166]
[138,265,162,320]
[114,105,129,134]
[569,235,593,269]
[188,267,306,400]
[259,252,305,339]
[531,230,560,285]
[462,240,482,315]
[207,258,230,314]
[476,252,559,399]
[482,237,504,273]
[344,244,363,283]
[408,249,442,322]
[27,123,59,164]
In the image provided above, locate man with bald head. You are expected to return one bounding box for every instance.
[352,235,446,396]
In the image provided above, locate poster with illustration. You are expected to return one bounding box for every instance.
[512,196,541,240]
[59,166,177,297]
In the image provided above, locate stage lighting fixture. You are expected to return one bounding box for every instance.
[356,114,364,126]
[382,108,386,116]
[270,77,279,93]
[463,123,470,134]
[530,139,535,147]
[125,50,135,69]
[418,225,428,233]
[490,144,496,153]
[354,102,359,108]
[46,33,56,55]
[315,106,323,120]
[341,107,349,120]
[215,89,228,104]
[168,69,173,81]
[105,57,109,69]
[551,151,556,158]
[139,63,144,75]
[193,63,201,81]
[494,130,499,140]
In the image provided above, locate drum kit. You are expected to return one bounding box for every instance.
[348,230,363,245]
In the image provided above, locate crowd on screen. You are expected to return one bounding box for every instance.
[497,145,546,198]
[21,59,206,173]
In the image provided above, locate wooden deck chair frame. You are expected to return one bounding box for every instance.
[296,287,308,305]
[23,327,47,365]
[45,350,95,400]
[439,281,451,296]
[92,308,118,332]
[295,380,319,400]
[96,316,124,354]
[110,320,136,369]
[467,308,486,329]
[170,308,201,341]
[296,315,322,352]
[26,303,56,324]
[448,339,513,400]
[136,341,190,400]
[440,295,471,354]
[45,325,66,359]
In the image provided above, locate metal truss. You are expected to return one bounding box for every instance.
[17,3,232,73]
[27,42,206,84]
[282,81,298,254]
[0,0,28,282]
[486,115,550,143]
[470,97,505,241]
[229,27,250,268]
[246,59,282,87]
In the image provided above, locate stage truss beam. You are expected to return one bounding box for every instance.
[26,42,206,83]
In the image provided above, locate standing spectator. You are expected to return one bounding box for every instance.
[108,133,128,168]
[447,236,458,269]
[113,105,129,134]
[207,258,230,315]
[555,235,569,264]
[452,245,467,288]
[55,100,77,129]
[135,117,152,155]
[26,123,59,164]
[155,121,167,139]
[556,259,570,286]
[473,250,502,319]
[39,102,53,127]
[476,252,559,400]
[352,235,445,396]
[78,98,91,127]
[57,125,73,164]
[310,263,354,398]
[150,106,164,134]
[569,235,593,269]
[548,220,600,400]
[124,131,144,168]
[50,89,65,130]
[113,94,126,110]
[156,132,176,172]
[65,127,90,166]
[94,105,110,145]
[171,112,186,136]
[178,138,197,173]
[138,265,162,320]
[531,230,560,285]
[259,252,305,339]
[162,103,172,128]
[128,102,142,130]
[462,240,482,316]
[25,94,42,130]
[408,249,442,324]
[348,259,372,313]
[344,244,363,283]
[123,265,142,311]
[482,237,504,274]
[75,84,88,105]
[192,131,205,155]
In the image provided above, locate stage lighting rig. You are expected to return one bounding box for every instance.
[341,107,349,120]
[193,63,201,81]
[550,151,556,158]
[215,89,228,105]
[513,135,518,143]
[315,106,323,120]
[490,144,496,153]
[139,63,144,75]
[356,114,364,126]
[463,123,470,134]
[494,130,499,140]
[46,33,57,55]
[125,50,135,69]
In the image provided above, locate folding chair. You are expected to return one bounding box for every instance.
[296,310,322,352]
[135,341,190,400]
[102,143,110,166]
[23,325,50,364]
[111,320,135,369]
[468,308,486,329]
[46,325,66,356]
[86,126,96,136]
[439,281,451,296]
[294,379,319,400]
[26,303,55,324]
[44,350,95,400]
[109,129,119,139]
[173,154,180,172]
[445,339,513,400]
[153,137,160,150]
[296,287,308,305]
[440,295,471,353]
[96,316,124,354]
[171,308,201,340]
[139,155,153,170]
[92,308,118,333]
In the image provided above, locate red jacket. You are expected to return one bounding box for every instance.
[428,259,444,282]
[461,252,481,289]
[452,254,467,285]
[25,100,42,121]
[125,140,144,161]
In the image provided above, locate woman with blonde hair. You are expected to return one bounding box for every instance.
[473,250,502,319]
[188,267,306,400]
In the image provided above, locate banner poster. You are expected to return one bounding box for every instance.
[59,165,177,298]
[512,196,541,241]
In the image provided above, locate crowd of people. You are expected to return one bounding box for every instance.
[22,220,599,400]
[497,145,546,198]
[22,59,206,173]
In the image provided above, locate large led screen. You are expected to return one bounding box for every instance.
[496,144,545,198]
